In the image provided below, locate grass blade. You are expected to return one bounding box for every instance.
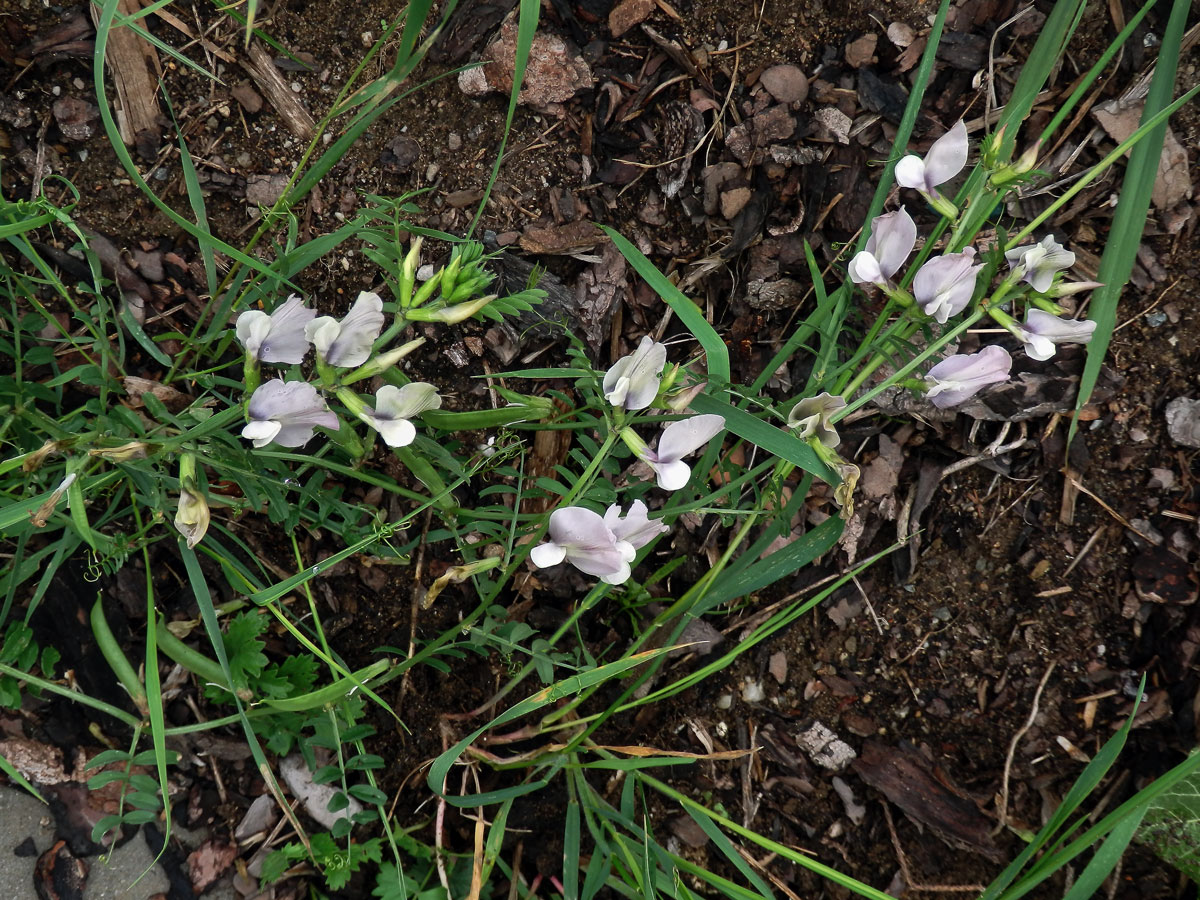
[1071,0,1192,442]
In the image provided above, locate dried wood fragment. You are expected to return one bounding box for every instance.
[91,0,162,150]
[241,41,316,141]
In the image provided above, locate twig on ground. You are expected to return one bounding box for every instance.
[992,661,1057,836]
[883,803,987,893]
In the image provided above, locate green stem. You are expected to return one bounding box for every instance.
[0,662,140,728]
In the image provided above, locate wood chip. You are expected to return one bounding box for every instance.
[91,0,162,151]
[241,40,315,141]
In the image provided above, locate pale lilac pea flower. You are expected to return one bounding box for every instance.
[847,207,917,288]
[305,291,385,368]
[603,500,669,549]
[242,379,339,448]
[235,295,316,364]
[357,383,442,447]
[1015,310,1096,361]
[787,392,845,448]
[625,414,726,491]
[603,336,668,410]
[1004,236,1075,293]
[924,346,1012,409]
[913,247,983,324]
[894,120,968,196]
[530,506,636,585]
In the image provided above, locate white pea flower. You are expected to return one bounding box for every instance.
[924,346,1012,409]
[1004,236,1075,293]
[603,500,669,550]
[304,291,385,368]
[895,120,968,196]
[847,207,917,288]
[787,392,846,448]
[357,383,442,447]
[603,336,668,411]
[913,247,984,324]
[234,295,316,365]
[530,506,637,585]
[242,379,339,448]
[1014,310,1097,361]
[623,414,726,492]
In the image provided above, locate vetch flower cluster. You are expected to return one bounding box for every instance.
[531,339,726,585]
[843,123,1099,414]
[233,292,436,451]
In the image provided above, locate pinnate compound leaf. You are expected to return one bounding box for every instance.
[1136,750,1200,879]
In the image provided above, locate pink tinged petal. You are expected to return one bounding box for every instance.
[656,414,726,463]
[258,295,317,365]
[1019,310,1096,360]
[235,311,272,358]
[604,500,669,550]
[313,292,385,367]
[913,248,981,324]
[548,506,613,548]
[921,120,968,188]
[865,207,916,279]
[924,345,1012,408]
[848,250,884,285]
[530,542,567,569]
[893,155,927,191]
[603,337,667,410]
[245,379,338,448]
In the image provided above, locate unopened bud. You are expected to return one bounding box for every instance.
[174,484,210,549]
[341,337,426,385]
[1047,280,1103,298]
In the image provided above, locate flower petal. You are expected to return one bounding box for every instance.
[258,295,317,364]
[656,414,726,463]
[847,250,884,285]
[370,416,417,447]
[241,419,282,447]
[652,460,693,492]
[604,500,669,549]
[893,155,927,191]
[866,207,917,279]
[530,542,567,569]
[603,336,667,410]
[235,311,272,358]
[320,292,385,367]
[922,120,968,188]
[376,382,442,419]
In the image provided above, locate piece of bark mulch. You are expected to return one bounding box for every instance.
[853,741,1002,862]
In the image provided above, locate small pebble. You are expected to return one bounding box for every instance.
[448,132,462,151]
[715,693,733,710]
[741,679,765,703]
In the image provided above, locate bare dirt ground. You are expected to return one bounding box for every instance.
[3,0,1200,896]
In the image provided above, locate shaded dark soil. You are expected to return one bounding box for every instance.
[3,0,1200,897]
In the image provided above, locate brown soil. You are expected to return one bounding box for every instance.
[3,0,1200,897]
